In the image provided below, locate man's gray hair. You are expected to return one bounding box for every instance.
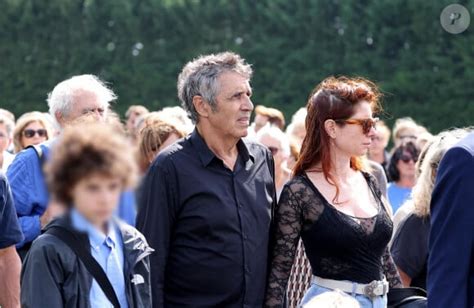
[177,52,253,124]
[47,74,117,119]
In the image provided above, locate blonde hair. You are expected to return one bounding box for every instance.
[13,111,53,153]
[412,128,472,217]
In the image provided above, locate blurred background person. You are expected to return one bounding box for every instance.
[249,105,286,136]
[0,115,15,172]
[392,117,428,148]
[137,120,186,174]
[286,107,307,149]
[416,130,434,151]
[0,171,23,308]
[367,120,391,175]
[125,105,149,143]
[12,111,52,153]
[21,122,153,307]
[135,106,193,137]
[256,125,291,199]
[387,141,420,214]
[391,128,470,289]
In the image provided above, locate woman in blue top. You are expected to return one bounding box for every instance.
[387,142,420,214]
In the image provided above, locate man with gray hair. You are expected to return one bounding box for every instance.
[137,52,276,307]
[7,74,136,256]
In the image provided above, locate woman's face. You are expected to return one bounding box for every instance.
[21,121,48,149]
[332,101,376,157]
[396,150,417,179]
[71,174,122,229]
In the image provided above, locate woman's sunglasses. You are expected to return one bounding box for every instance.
[400,154,417,163]
[23,129,47,139]
[334,117,379,135]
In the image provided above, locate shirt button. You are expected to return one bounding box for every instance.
[243,234,248,240]
[245,266,251,274]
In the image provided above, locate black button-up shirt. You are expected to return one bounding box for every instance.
[137,129,276,307]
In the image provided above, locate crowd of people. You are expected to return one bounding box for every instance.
[0,51,473,308]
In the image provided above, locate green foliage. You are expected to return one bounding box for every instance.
[1,0,473,133]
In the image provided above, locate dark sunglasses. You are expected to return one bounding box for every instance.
[268,146,280,156]
[23,129,47,138]
[334,117,379,135]
[400,154,417,163]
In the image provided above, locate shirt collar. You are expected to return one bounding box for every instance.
[189,128,254,167]
[70,209,117,249]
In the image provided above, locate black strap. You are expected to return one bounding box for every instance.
[47,227,121,308]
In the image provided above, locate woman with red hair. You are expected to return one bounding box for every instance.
[265,77,402,308]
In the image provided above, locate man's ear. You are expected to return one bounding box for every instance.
[55,111,65,128]
[324,119,337,139]
[193,95,210,119]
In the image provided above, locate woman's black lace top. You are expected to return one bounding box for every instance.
[265,172,402,307]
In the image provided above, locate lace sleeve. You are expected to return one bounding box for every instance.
[265,184,304,308]
[382,247,403,288]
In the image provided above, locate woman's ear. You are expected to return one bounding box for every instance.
[324,119,337,139]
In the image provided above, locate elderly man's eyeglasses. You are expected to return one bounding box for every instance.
[23,129,47,138]
[334,117,379,135]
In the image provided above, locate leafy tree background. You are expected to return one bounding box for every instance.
[1,0,473,133]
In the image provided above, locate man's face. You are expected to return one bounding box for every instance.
[207,71,253,140]
[0,123,11,152]
[61,89,107,125]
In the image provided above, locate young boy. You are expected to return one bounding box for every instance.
[21,122,153,307]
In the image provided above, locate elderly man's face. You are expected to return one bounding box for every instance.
[62,89,107,125]
[208,71,253,140]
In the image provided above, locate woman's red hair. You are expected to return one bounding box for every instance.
[293,76,382,203]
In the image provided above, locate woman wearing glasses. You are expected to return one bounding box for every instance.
[386,142,420,214]
[13,112,53,153]
[264,76,402,308]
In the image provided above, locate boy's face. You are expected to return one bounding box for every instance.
[71,174,122,229]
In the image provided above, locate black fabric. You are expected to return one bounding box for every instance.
[46,226,121,308]
[391,213,430,289]
[136,129,276,307]
[388,287,427,308]
[21,215,154,308]
[265,172,402,307]
[0,171,24,248]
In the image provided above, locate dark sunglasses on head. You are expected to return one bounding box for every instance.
[268,146,280,156]
[400,154,417,163]
[23,129,47,138]
[334,117,379,135]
